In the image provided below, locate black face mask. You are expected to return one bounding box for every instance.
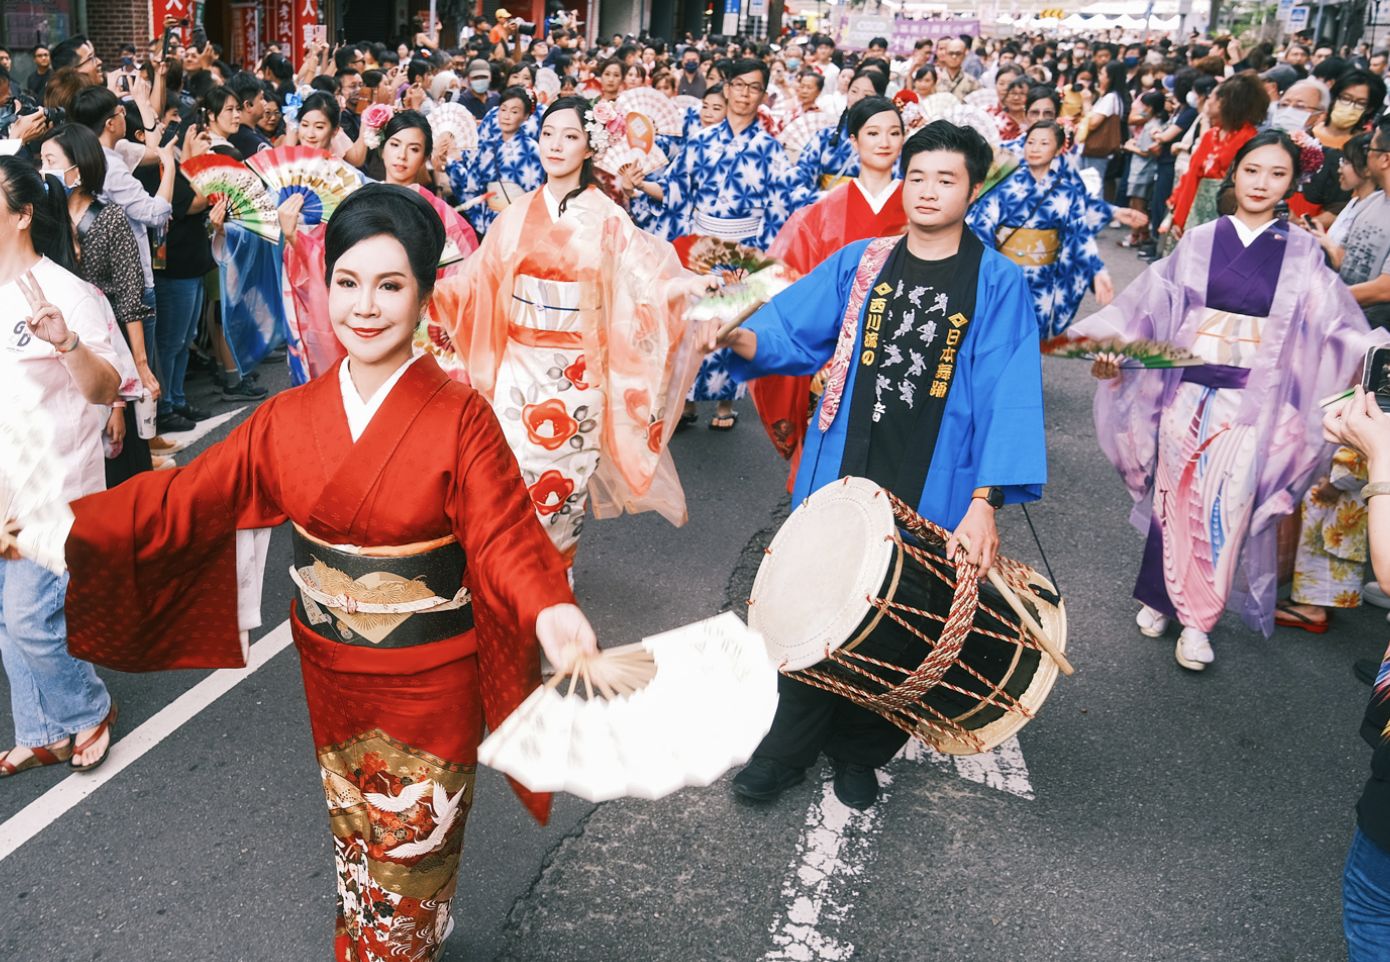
[684,61,698,73]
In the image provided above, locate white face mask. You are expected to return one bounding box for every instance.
[1186,91,1199,108]
[1269,104,1314,132]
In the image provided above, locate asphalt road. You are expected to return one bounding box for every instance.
[0,230,1379,962]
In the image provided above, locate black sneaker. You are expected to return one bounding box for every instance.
[832,763,879,810]
[175,403,212,422]
[221,379,269,401]
[156,411,197,433]
[1354,658,1381,686]
[732,758,806,802]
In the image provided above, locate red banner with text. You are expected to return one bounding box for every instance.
[231,4,260,67]
[293,0,323,60]
[150,0,194,47]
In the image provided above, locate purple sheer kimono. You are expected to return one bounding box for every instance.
[1072,216,1387,636]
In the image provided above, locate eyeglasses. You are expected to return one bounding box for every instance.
[1336,95,1370,110]
[727,79,765,94]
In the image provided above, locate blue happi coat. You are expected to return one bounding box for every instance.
[446,132,545,237]
[795,123,860,196]
[652,117,812,250]
[966,157,1111,338]
[728,237,1046,529]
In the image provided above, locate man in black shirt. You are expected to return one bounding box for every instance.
[457,59,497,120]
[722,121,1046,811]
[226,72,271,157]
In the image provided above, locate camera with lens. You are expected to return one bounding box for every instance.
[0,92,62,138]
[514,19,537,36]
[21,100,65,125]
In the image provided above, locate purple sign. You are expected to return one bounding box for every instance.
[890,18,982,55]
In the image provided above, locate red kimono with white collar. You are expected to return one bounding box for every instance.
[63,354,573,962]
[753,180,908,473]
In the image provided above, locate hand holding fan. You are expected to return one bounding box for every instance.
[180,153,280,241]
[1041,335,1203,369]
[428,102,479,157]
[675,238,800,337]
[245,146,362,226]
[478,613,778,801]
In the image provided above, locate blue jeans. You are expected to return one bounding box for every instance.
[0,559,111,747]
[1345,828,1390,961]
[140,286,158,384]
[154,275,204,414]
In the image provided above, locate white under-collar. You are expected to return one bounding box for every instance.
[1227,214,1277,247]
[853,177,900,215]
[338,354,421,442]
[542,184,567,222]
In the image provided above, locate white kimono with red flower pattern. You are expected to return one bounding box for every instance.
[428,185,707,562]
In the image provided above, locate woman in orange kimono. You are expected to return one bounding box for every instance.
[10,186,595,962]
[750,97,909,477]
[279,110,479,384]
[429,96,718,564]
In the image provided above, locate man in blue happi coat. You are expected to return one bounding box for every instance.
[718,121,1048,811]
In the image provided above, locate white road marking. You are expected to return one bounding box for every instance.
[762,737,1034,960]
[0,621,292,863]
[153,406,247,463]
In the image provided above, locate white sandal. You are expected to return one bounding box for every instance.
[1175,628,1214,671]
[1136,605,1170,638]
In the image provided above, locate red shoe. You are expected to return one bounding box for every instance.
[1275,602,1331,634]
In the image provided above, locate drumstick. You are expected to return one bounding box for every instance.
[956,534,1074,676]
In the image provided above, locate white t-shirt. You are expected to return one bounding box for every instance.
[0,257,124,503]
[1093,91,1123,118]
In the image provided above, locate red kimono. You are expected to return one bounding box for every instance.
[63,354,573,962]
[752,180,909,480]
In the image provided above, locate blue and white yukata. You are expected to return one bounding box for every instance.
[445,133,545,238]
[794,124,860,197]
[966,157,1112,338]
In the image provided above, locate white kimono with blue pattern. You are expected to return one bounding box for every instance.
[445,133,545,237]
[652,117,811,250]
[794,124,860,196]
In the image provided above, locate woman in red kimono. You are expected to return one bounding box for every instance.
[751,96,909,475]
[12,186,595,962]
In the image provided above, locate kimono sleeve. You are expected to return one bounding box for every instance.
[728,241,864,381]
[968,260,1047,503]
[65,397,290,672]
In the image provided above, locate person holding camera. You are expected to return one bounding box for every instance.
[1334,115,1390,328]
[1321,387,1390,959]
[1075,130,1387,670]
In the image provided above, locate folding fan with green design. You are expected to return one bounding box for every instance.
[1041,335,1203,369]
[178,153,280,242]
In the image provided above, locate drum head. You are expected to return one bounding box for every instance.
[749,478,897,671]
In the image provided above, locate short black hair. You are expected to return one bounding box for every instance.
[202,85,238,117]
[50,35,90,71]
[498,84,535,115]
[868,37,889,49]
[1026,85,1060,112]
[324,184,445,296]
[407,58,432,84]
[799,70,824,92]
[379,108,432,157]
[70,86,120,135]
[846,96,900,138]
[850,67,888,96]
[1312,56,1348,83]
[229,71,264,108]
[299,91,341,129]
[900,119,992,189]
[728,57,769,86]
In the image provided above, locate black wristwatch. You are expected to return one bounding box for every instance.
[975,486,1004,509]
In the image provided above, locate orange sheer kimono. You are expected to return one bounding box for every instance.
[428,185,706,527]
[63,356,572,961]
[752,180,908,477]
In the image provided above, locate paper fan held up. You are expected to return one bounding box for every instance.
[179,153,280,241]
[777,110,837,164]
[617,87,684,136]
[245,145,362,226]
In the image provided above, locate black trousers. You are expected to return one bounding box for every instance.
[752,672,910,771]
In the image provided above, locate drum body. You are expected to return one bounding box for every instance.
[748,477,1068,755]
